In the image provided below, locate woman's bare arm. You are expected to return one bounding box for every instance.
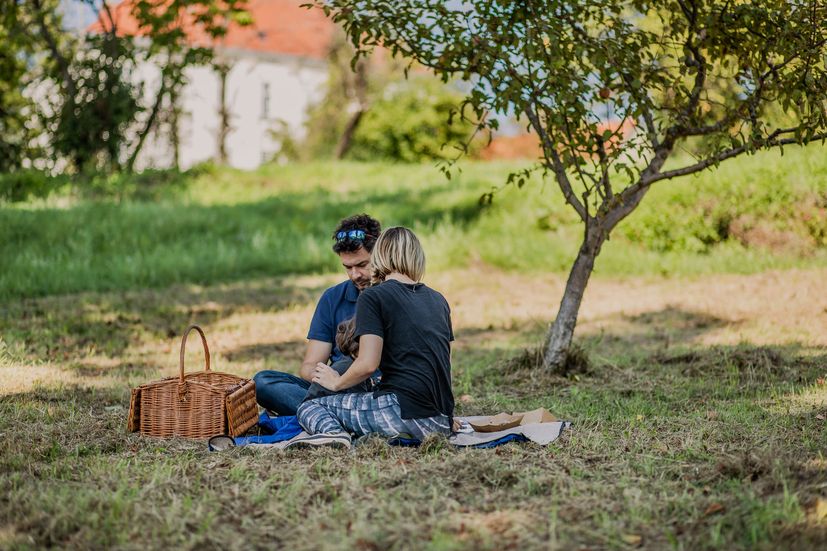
[311,334,383,391]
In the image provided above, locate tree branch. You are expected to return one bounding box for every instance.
[484,14,590,223]
[620,72,660,149]
[101,0,118,36]
[594,134,612,202]
[759,35,827,82]
[676,116,734,138]
[678,1,706,123]
[645,131,827,186]
[600,135,675,231]
[606,124,815,229]
[125,72,170,172]
[562,116,599,194]
[524,101,588,222]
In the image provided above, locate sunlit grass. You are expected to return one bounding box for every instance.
[3,144,827,300]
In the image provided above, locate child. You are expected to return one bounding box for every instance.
[302,317,372,401]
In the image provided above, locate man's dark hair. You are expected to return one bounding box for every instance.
[332,213,381,254]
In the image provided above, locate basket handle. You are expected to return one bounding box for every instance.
[179,325,211,382]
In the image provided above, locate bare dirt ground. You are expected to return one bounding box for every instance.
[437,266,827,348]
[4,266,824,396]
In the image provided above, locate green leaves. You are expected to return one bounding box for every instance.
[0,1,46,172]
[346,78,481,162]
[314,0,827,202]
[2,0,252,174]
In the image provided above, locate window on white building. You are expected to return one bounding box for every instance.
[262,82,271,119]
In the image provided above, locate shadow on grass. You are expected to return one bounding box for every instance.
[224,340,306,363]
[0,277,327,362]
[454,305,825,414]
[454,307,735,362]
[1,179,488,301]
[585,306,736,353]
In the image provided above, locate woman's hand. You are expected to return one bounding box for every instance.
[311,362,341,391]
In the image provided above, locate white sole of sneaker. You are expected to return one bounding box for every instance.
[285,433,351,449]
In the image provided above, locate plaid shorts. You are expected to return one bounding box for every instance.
[296,392,451,440]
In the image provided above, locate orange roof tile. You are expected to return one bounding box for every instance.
[479,119,638,161]
[88,0,335,60]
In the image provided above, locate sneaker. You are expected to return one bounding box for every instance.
[284,431,352,449]
[207,435,236,452]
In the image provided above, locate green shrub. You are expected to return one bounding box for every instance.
[0,170,67,203]
[617,155,827,255]
[347,78,481,162]
[79,169,193,201]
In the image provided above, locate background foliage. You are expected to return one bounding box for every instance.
[0,0,250,185]
[285,42,479,164]
[0,1,42,173]
[346,77,481,162]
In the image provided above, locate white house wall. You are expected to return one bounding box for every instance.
[136,51,328,171]
[176,64,221,170]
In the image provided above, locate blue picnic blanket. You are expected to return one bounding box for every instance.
[218,413,535,450]
[387,432,529,448]
[230,412,303,446]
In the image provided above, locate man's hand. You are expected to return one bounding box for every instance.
[311,362,341,391]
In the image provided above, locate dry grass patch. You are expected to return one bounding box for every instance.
[1,267,826,549]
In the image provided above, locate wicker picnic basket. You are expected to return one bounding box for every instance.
[127,325,258,438]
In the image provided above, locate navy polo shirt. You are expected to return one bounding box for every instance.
[307,280,359,363]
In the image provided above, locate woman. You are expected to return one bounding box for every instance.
[295,227,454,447]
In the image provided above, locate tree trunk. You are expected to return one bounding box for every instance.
[126,75,168,173]
[334,109,364,159]
[168,84,181,170]
[543,227,605,371]
[334,59,368,159]
[216,63,230,164]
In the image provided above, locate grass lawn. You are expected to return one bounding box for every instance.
[1,267,826,549]
[1,150,827,549]
[2,145,827,300]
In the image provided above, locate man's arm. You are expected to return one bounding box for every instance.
[311,334,382,391]
[299,339,333,381]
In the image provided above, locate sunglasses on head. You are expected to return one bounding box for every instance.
[335,230,369,242]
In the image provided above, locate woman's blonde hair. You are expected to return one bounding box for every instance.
[370,226,426,283]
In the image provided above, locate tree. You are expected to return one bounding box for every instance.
[103,0,251,172]
[120,1,250,171]
[18,0,139,172]
[11,0,250,173]
[314,0,827,370]
[295,33,477,162]
[295,29,392,161]
[347,77,483,162]
[0,3,41,172]
[214,59,232,164]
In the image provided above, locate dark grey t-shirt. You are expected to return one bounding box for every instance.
[355,279,454,419]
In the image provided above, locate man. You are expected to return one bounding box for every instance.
[253,213,381,415]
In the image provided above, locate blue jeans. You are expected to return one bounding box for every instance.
[253,370,310,416]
